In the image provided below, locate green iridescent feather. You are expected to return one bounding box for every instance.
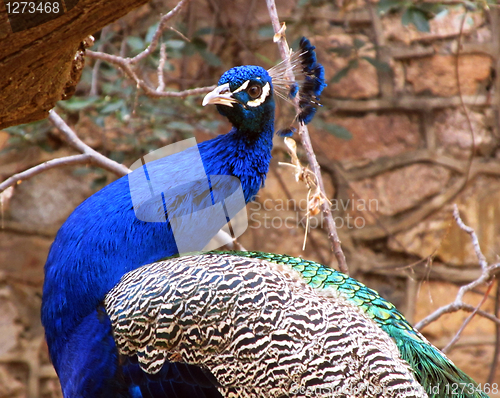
[215,251,489,398]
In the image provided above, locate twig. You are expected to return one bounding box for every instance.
[0,154,90,193]
[216,229,247,252]
[0,110,131,194]
[452,204,488,271]
[130,0,191,64]
[442,282,494,353]
[416,301,500,329]
[90,26,111,96]
[265,0,348,275]
[85,0,215,99]
[455,7,475,186]
[48,110,130,177]
[157,43,167,92]
[86,50,215,98]
[415,204,500,331]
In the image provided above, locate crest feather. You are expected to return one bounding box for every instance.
[268,37,326,126]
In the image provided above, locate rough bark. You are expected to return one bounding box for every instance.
[0,0,149,129]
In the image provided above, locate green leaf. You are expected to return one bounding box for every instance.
[401,8,412,26]
[100,99,126,114]
[91,175,108,190]
[165,39,186,50]
[462,1,478,11]
[195,27,216,36]
[254,53,274,66]
[110,151,125,164]
[362,56,391,72]
[409,8,430,32]
[353,38,365,49]
[402,8,430,32]
[166,121,195,133]
[127,36,145,52]
[323,123,352,140]
[258,25,275,38]
[313,119,352,140]
[145,22,160,43]
[331,66,350,83]
[200,50,222,67]
[153,129,171,140]
[434,7,448,20]
[58,96,100,111]
[377,0,404,14]
[72,167,93,176]
[348,58,359,68]
[328,46,352,57]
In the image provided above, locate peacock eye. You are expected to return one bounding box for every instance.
[247,84,262,99]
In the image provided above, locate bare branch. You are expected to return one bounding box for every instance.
[442,282,494,353]
[0,110,131,195]
[415,205,500,334]
[215,230,247,252]
[48,110,131,177]
[415,299,500,330]
[0,154,90,193]
[453,205,488,271]
[265,0,348,274]
[90,26,111,96]
[157,43,167,92]
[130,0,191,64]
[86,50,215,98]
[84,0,215,99]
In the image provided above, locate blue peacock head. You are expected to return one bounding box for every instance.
[203,37,327,136]
[203,65,275,135]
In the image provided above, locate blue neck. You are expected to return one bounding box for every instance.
[41,120,274,369]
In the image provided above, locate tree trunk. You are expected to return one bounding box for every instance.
[0,0,149,129]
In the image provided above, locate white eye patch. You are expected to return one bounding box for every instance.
[233,80,250,93]
[246,82,271,107]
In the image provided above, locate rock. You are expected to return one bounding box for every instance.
[0,287,22,356]
[314,34,379,99]
[382,8,484,45]
[406,54,492,97]
[350,164,451,216]
[434,108,497,159]
[310,113,421,163]
[0,365,25,398]
[9,169,91,228]
[388,176,500,265]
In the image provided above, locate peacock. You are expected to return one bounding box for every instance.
[42,38,325,397]
[105,251,490,398]
[42,35,487,397]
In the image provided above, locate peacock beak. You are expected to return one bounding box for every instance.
[202,83,238,107]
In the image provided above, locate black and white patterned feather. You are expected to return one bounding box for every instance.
[105,253,427,397]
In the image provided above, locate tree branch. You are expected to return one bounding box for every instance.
[130,0,191,64]
[84,0,216,100]
[86,50,215,98]
[48,110,130,177]
[415,205,500,334]
[265,0,348,274]
[0,110,130,195]
[0,154,89,193]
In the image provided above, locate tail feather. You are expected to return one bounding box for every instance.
[217,251,490,398]
[394,332,489,398]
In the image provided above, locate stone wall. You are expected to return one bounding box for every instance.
[0,0,499,396]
